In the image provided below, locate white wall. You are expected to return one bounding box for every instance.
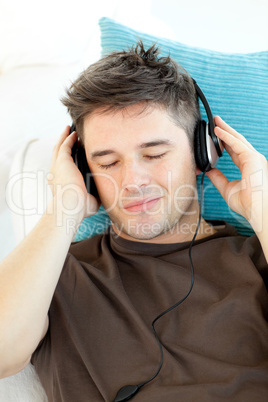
[117,0,268,52]
[150,0,268,52]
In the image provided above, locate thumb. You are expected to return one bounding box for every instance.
[206,168,229,201]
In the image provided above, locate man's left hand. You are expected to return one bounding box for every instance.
[206,116,268,235]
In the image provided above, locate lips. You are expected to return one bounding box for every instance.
[123,197,162,213]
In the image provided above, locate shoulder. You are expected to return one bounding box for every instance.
[60,230,113,278]
[68,231,110,262]
[199,221,267,269]
[212,223,267,287]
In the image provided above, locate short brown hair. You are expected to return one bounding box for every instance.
[61,41,200,145]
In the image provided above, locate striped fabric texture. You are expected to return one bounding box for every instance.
[75,17,268,240]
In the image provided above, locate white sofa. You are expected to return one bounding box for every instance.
[1,1,267,401]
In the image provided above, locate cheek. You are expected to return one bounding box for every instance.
[162,154,196,191]
[93,173,119,208]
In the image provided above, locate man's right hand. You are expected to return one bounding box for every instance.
[48,126,100,222]
[0,126,100,379]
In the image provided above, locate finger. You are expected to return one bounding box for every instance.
[217,135,246,169]
[223,143,242,168]
[214,116,255,151]
[206,168,230,200]
[52,126,71,160]
[214,116,238,136]
[214,126,253,157]
[57,125,72,144]
[60,130,77,156]
[215,127,257,171]
[51,126,74,167]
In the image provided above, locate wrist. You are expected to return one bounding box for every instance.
[249,193,268,234]
[256,228,268,265]
[46,192,85,235]
[251,206,268,263]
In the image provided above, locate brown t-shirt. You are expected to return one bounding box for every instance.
[31,223,268,402]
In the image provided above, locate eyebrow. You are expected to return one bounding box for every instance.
[90,140,174,159]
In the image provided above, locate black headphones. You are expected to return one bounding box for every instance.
[193,79,223,171]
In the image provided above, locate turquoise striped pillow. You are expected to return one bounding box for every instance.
[74,205,110,242]
[75,17,268,240]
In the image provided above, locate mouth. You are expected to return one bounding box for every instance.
[123,197,162,213]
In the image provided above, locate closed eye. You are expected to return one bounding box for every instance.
[98,161,118,170]
[145,153,166,160]
[98,153,167,169]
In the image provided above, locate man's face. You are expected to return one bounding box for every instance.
[83,104,198,242]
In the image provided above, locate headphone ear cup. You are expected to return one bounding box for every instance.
[194,120,210,172]
[76,146,99,199]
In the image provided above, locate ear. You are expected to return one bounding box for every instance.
[196,167,202,176]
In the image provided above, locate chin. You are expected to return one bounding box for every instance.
[112,217,179,242]
[125,230,163,241]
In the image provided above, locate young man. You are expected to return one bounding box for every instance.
[0,42,267,402]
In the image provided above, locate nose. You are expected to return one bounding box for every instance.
[121,161,151,193]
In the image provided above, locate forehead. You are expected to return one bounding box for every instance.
[83,104,187,150]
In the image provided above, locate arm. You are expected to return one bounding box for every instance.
[0,127,98,378]
[256,217,268,263]
[207,116,268,262]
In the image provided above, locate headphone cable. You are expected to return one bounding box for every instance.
[114,167,208,402]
